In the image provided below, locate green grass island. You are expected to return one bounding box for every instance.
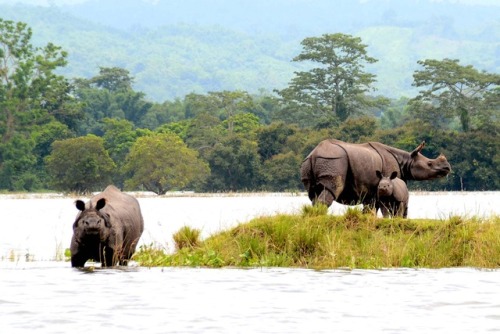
[133,205,500,270]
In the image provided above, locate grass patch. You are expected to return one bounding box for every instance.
[133,208,500,269]
[173,226,202,250]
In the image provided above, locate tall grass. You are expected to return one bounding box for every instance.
[133,206,500,269]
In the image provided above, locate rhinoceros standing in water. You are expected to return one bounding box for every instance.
[70,185,144,267]
[300,139,451,211]
[376,170,409,218]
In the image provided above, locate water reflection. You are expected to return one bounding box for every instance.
[1,263,499,333]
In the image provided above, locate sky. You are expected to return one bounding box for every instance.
[1,0,499,6]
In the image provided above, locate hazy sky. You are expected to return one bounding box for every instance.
[1,0,499,6]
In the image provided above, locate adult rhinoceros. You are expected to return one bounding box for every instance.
[300,139,451,210]
[70,185,144,267]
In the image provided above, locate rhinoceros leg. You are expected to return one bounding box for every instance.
[395,202,408,218]
[100,245,116,267]
[71,253,88,268]
[311,157,346,207]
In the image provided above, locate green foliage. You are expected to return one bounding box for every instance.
[45,135,116,193]
[184,112,223,158]
[257,122,299,160]
[101,118,144,187]
[261,152,302,191]
[135,214,500,269]
[0,18,498,192]
[445,130,500,190]
[101,118,139,163]
[379,97,411,129]
[220,112,261,139]
[276,33,378,123]
[72,67,152,134]
[142,99,187,130]
[337,116,378,143]
[204,134,261,191]
[2,2,499,102]
[301,204,328,217]
[0,18,75,191]
[411,58,500,132]
[90,66,133,92]
[173,226,202,250]
[0,133,38,191]
[123,132,210,194]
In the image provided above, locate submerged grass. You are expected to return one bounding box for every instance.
[133,206,500,269]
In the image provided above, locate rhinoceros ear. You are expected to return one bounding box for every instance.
[96,198,106,211]
[390,171,398,180]
[376,170,383,179]
[411,141,426,157]
[75,200,85,211]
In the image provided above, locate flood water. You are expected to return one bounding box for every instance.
[1,192,499,333]
[1,263,499,333]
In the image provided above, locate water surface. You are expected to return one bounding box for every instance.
[1,192,498,261]
[1,263,499,334]
[1,192,499,333]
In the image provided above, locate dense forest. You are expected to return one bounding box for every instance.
[0,13,499,193]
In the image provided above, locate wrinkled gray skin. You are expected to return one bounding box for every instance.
[376,170,409,218]
[70,185,144,267]
[300,139,451,211]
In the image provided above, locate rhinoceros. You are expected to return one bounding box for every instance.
[376,170,409,218]
[300,139,451,211]
[70,185,144,267]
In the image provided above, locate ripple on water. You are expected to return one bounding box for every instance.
[1,265,500,333]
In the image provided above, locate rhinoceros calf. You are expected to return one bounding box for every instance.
[70,185,144,267]
[376,170,409,218]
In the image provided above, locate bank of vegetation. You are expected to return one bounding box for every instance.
[133,207,500,269]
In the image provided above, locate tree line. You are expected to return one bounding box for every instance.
[1,19,499,194]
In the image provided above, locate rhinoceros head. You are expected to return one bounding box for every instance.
[376,170,397,197]
[73,198,111,240]
[408,142,451,180]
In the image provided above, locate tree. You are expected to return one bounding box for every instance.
[220,112,261,139]
[411,58,500,132]
[445,129,500,190]
[257,122,299,161]
[30,121,73,188]
[45,135,116,193]
[205,134,261,191]
[380,97,411,130]
[184,91,255,131]
[140,98,186,129]
[101,118,146,187]
[91,66,133,92]
[72,67,152,134]
[261,152,302,191]
[207,90,254,132]
[0,19,74,140]
[123,133,210,194]
[337,116,377,143]
[0,133,37,190]
[184,112,223,160]
[276,33,378,124]
[0,19,78,190]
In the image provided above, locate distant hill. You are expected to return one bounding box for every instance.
[1,0,498,102]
